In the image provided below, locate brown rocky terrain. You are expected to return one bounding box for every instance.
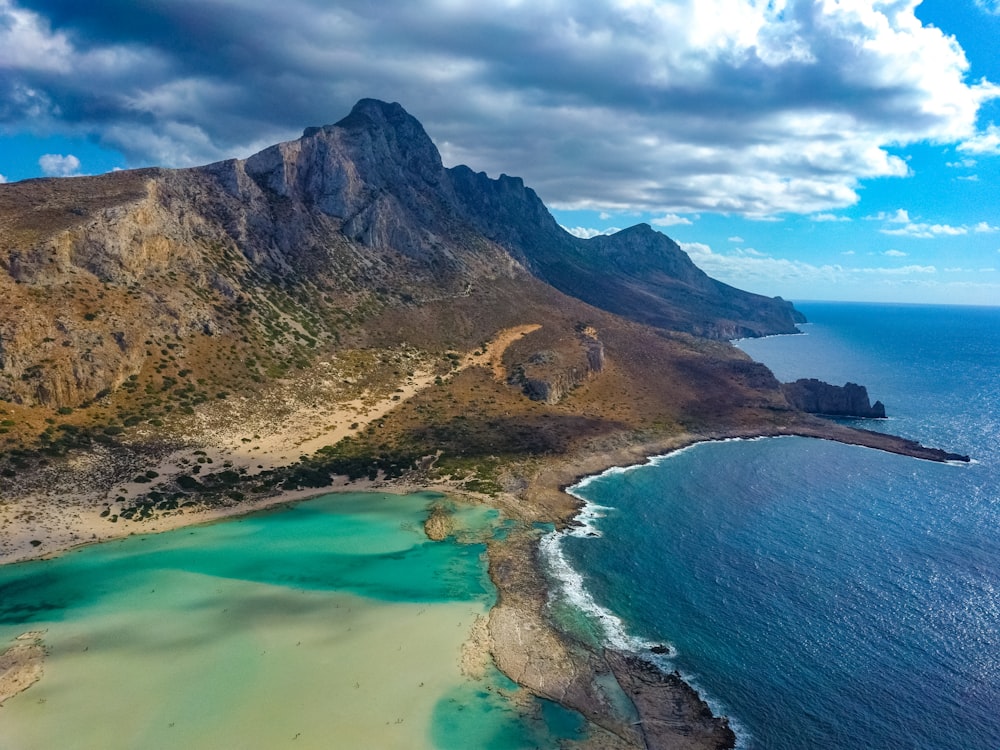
[0,98,967,748]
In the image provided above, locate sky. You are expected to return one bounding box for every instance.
[1,0,998,305]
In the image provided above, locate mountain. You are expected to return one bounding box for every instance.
[448,165,804,339]
[0,98,801,412]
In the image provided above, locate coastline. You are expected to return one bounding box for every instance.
[0,416,967,748]
[479,417,969,749]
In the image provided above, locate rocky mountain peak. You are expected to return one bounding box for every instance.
[214,99,451,256]
[334,98,423,135]
[587,224,703,283]
[329,98,444,182]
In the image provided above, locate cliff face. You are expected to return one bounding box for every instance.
[0,101,521,407]
[782,379,887,418]
[0,98,802,409]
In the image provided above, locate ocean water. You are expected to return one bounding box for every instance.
[553,302,1000,749]
[0,492,585,749]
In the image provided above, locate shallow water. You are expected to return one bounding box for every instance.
[0,492,586,749]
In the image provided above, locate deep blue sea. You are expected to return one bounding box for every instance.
[551,302,1000,750]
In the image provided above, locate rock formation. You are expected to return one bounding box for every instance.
[507,325,606,404]
[781,379,887,418]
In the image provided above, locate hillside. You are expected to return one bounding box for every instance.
[0,99,801,412]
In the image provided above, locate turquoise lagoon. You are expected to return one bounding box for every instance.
[0,491,583,749]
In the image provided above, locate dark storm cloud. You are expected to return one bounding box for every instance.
[1,0,996,214]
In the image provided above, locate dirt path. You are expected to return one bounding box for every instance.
[461,323,541,381]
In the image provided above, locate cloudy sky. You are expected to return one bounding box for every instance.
[1,0,999,304]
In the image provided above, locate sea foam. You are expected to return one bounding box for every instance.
[539,527,668,656]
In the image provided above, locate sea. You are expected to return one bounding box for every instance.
[548,301,1000,749]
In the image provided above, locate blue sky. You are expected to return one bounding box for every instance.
[1,0,998,305]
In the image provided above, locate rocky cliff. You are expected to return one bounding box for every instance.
[782,379,887,418]
[0,101,519,407]
[506,325,606,404]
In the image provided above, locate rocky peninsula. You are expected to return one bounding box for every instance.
[0,99,969,748]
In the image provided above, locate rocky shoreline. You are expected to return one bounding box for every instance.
[479,418,969,749]
[0,419,968,748]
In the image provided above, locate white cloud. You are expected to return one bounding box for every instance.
[841,250,856,256]
[867,212,996,239]
[974,0,1000,15]
[679,241,939,287]
[561,225,621,239]
[727,236,744,243]
[650,213,693,227]
[811,213,851,222]
[957,174,980,182]
[681,239,1000,303]
[879,220,996,238]
[860,265,937,275]
[1,0,997,217]
[865,209,911,223]
[880,222,968,238]
[0,173,7,183]
[0,0,73,73]
[38,153,81,176]
[946,158,977,168]
[884,249,907,257]
[959,124,1000,155]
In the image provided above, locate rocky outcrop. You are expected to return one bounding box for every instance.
[781,379,886,418]
[606,650,736,750]
[508,327,606,404]
[0,632,45,706]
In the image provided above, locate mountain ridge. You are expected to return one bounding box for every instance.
[0,98,802,410]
